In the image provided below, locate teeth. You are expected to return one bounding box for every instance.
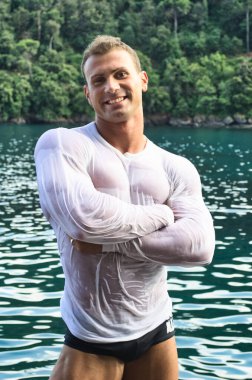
[107,97,125,104]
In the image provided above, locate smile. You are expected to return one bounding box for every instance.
[105,96,127,105]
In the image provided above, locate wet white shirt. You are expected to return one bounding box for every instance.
[34,122,215,343]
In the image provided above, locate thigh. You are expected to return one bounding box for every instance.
[122,337,179,380]
[49,345,125,380]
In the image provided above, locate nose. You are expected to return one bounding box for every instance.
[104,76,120,93]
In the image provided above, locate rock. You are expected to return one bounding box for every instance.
[223,116,234,125]
[147,113,170,126]
[204,115,225,128]
[169,117,180,127]
[9,117,26,124]
[193,115,206,125]
[179,117,193,126]
[233,113,247,124]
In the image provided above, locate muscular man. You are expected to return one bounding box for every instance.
[34,35,215,380]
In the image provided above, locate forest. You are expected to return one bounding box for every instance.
[0,0,252,125]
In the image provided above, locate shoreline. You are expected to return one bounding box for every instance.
[2,113,252,129]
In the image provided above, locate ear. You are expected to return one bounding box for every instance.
[141,71,148,93]
[84,84,92,106]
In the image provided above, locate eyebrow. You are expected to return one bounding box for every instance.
[90,67,128,80]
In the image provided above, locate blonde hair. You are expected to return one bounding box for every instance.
[81,35,142,78]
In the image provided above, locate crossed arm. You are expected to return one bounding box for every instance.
[35,128,215,267]
[35,128,174,242]
[73,178,215,266]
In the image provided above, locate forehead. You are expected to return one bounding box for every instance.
[84,49,138,80]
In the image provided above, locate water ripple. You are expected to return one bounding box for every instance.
[1,125,251,379]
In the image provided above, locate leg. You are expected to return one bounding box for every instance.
[50,345,125,380]
[122,337,179,380]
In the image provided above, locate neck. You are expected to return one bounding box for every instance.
[95,115,146,154]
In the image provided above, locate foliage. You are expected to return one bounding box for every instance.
[0,0,252,122]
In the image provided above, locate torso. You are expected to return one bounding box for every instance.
[54,123,173,342]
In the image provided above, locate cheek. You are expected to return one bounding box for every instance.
[88,92,99,107]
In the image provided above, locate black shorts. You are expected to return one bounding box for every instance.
[64,317,175,363]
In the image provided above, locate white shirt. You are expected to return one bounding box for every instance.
[34,122,215,343]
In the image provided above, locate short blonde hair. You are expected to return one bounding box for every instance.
[81,35,142,78]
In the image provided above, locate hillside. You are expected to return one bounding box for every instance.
[0,0,252,125]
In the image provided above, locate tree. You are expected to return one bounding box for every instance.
[196,52,234,115]
[163,56,196,117]
[12,6,31,40]
[0,71,15,121]
[229,58,252,116]
[15,39,39,76]
[149,25,174,66]
[161,0,191,39]
[0,0,12,34]
[30,67,70,121]
[0,30,17,70]
[244,0,252,52]
[61,0,117,51]
[138,51,172,114]
[0,71,32,121]
[0,0,251,122]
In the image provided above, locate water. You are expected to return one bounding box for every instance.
[0,124,251,380]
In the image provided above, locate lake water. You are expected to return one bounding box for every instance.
[0,123,251,380]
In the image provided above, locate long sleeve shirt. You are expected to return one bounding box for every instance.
[34,122,215,343]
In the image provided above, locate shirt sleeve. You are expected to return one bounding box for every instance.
[102,156,215,266]
[34,128,174,243]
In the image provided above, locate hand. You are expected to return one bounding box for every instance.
[70,238,102,254]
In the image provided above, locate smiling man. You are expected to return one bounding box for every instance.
[83,40,149,152]
[84,48,148,124]
[34,35,215,380]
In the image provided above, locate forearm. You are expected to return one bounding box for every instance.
[40,172,174,243]
[102,209,215,266]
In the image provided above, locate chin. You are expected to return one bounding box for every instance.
[105,111,129,123]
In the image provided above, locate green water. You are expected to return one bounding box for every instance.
[0,124,251,379]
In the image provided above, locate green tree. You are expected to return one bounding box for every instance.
[161,0,191,39]
[149,25,174,67]
[40,7,63,49]
[61,0,117,51]
[163,56,195,117]
[138,51,172,115]
[0,71,32,121]
[15,39,40,76]
[0,71,14,121]
[196,52,234,115]
[30,67,70,121]
[0,0,251,122]
[0,30,16,69]
[12,6,31,40]
[229,58,252,116]
[244,0,252,52]
[58,63,93,119]
[0,0,12,34]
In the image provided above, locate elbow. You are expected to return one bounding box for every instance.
[191,232,215,266]
[184,246,215,267]
[198,246,215,266]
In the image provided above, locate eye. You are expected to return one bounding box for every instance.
[92,77,105,86]
[116,71,128,79]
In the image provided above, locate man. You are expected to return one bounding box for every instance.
[34,35,215,380]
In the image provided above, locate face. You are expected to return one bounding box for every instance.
[84,49,148,124]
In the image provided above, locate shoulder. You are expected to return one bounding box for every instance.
[151,142,197,173]
[34,124,95,158]
[35,127,86,149]
[151,142,201,192]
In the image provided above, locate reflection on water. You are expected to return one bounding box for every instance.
[0,124,251,379]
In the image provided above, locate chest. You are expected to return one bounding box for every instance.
[89,149,171,204]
